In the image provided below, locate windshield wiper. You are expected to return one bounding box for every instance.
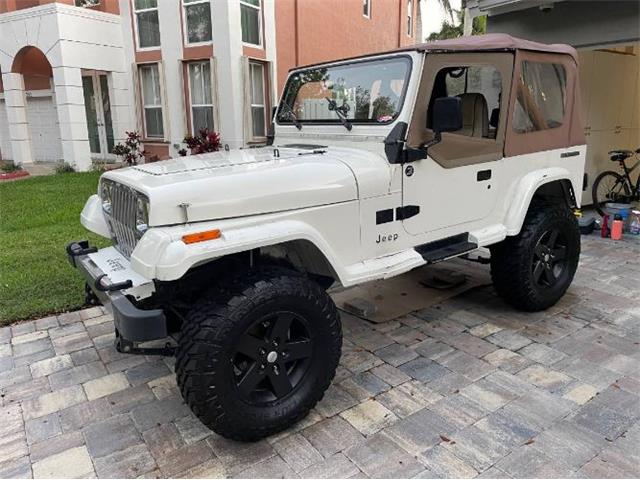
[279,102,302,130]
[325,97,353,131]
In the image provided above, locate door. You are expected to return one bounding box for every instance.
[402,53,513,236]
[82,72,116,161]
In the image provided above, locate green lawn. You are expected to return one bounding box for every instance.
[0,172,110,326]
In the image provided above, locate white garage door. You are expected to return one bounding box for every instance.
[0,95,64,163]
[26,95,63,163]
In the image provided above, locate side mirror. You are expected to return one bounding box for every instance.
[431,96,462,134]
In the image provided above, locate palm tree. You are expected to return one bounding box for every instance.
[436,0,470,29]
[435,0,455,22]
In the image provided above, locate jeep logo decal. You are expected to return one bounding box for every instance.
[376,233,399,243]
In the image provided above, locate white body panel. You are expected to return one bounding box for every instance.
[80,50,587,298]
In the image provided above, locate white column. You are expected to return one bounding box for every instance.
[52,66,92,171]
[1,72,33,165]
[263,0,278,103]
[211,0,245,148]
[463,7,473,37]
[109,71,134,147]
[158,0,184,156]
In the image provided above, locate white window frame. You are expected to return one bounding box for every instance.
[249,61,267,140]
[181,0,212,46]
[132,0,161,51]
[187,61,215,134]
[407,0,413,36]
[240,0,263,48]
[363,0,371,18]
[139,63,164,139]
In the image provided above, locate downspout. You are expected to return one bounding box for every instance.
[294,0,299,65]
[397,0,403,47]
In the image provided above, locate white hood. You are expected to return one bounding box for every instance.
[102,147,359,226]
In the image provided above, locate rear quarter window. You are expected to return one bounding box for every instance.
[513,61,566,133]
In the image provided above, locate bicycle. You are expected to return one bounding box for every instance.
[592,147,640,217]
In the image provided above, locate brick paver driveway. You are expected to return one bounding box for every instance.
[1,234,639,478]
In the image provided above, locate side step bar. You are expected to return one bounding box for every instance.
[415,233,478,263]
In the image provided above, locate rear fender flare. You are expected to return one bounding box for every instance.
[504,168,579,236]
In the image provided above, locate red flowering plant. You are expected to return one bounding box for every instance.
[112,131,146,165]
[179,129,221,156]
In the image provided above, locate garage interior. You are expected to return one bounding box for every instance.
[469,0,640,205]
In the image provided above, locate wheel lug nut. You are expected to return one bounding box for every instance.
[260,363,265,370]
[273,365,279,375]
[259,348,266,356]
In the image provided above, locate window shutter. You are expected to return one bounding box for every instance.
[157,60,170,141]
[210,57,221,134]
[241,56,252,143]
[132,63,143,134]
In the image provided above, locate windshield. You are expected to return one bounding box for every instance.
[277,56,412,126]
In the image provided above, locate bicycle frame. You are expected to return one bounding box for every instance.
[619,156,640,198]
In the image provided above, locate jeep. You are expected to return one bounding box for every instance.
[67,34,586,441]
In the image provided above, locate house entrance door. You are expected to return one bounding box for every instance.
[82,71,116,162]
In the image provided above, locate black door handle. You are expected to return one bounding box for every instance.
[477,170,492,181]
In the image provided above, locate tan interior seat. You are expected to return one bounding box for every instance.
[455,93,489,138]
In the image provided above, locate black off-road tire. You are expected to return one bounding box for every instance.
[175,267,342,441]
[490,201,580,311]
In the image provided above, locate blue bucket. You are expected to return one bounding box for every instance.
[605,203,632,221]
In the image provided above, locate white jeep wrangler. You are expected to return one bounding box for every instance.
[68,34,586,441]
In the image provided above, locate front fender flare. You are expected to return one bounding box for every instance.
[503,167,579,236]
[129,219,347,283]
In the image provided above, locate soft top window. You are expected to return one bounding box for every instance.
[513,61,567,133]
[277,56,412,125]
[427,65,502,139]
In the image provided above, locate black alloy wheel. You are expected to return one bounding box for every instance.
[532,228,568,288]
[175,266,342,441]
[232,311,313,404]
[490,201,580,312]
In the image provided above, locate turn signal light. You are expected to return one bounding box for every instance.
[182,229,221,244]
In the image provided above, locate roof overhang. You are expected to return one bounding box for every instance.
[467,0,566,17]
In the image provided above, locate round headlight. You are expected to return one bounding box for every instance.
[135,196,149,237]
[100,181,112,214]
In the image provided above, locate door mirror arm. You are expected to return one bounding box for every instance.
[403,131,441,163]
[385,96,461,164]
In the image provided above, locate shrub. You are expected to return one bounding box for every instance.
[0,161,21,173]
[112,131,146,165]
[55,162,75,174]
[179,129,221,156]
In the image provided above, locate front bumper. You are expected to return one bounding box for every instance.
[66,241,167,346]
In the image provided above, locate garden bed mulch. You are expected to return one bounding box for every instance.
[0,170,30,181]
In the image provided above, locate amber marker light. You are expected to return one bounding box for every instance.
[182,229,222,244]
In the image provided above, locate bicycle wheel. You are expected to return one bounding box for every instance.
[592,171,631,216]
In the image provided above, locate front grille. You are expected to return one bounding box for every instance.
[104,182,140,258]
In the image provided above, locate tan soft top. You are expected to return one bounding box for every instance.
[405,33,578,62]
[292,34,578,72]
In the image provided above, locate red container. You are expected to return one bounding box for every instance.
[601,214,610,238]
[611,216,624,240]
